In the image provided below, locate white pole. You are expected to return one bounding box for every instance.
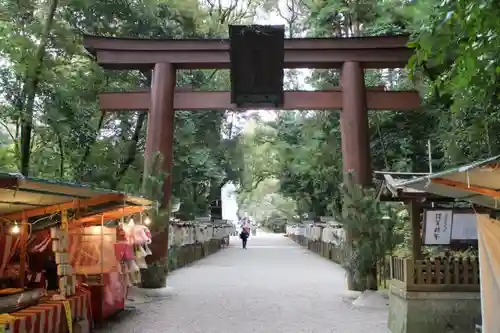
[428,139,433,174]
[428,139,435,208]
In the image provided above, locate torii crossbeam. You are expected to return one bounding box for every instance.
[83,33,419,214]
[99,89,419,111]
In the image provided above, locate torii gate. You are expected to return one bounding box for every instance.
[83,32,418,235]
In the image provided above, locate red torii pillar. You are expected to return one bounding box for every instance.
[145,63,176,208]
[142,63,176,279]
[340,61,372,290]
[340,61,371,185]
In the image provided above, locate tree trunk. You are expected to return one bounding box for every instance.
[76,111,106,182]
[345,228,364,291]
[19,0,59,176]
[109,112,147,189]
[140,259,169,288]
[142,214,172,288]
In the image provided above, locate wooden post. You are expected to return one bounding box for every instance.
[18,217,28,288]
[408,200,423,260]
[144,63,176,208]
[61,209,68,231]
[389,256,394,280]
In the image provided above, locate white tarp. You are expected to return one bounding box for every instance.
[321,226,345,246]
[321,227,335,243]
[304,224,313,239]
[168,225,174,248]
[312,226,323,241]
[477,215,500,333]
[285,226,295,235]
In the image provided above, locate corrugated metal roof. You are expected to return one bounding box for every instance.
[399,155,500,209]
[0,173,151,222]
[374,171,436,201]
[383,174,427,194]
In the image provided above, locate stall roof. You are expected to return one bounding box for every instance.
[0,173,152,223]
[374,171,451,202]
[399,155,500,209]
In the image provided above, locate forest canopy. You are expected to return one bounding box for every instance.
[0,0,497,223]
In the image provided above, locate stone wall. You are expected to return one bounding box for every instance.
[167,223,234,272]
[168,239,224,271]
[286,223,344,264]
[388,282,481,333]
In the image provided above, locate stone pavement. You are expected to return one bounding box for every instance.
[98,231,390,333]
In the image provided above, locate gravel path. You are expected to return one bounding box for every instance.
[98,231,389,333]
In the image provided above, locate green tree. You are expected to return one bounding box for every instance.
[0,0,259,288]
[338,172,401,290]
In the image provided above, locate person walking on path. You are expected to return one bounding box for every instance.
[240,221,250,249]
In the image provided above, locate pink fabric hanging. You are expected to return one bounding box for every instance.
[115,243,135,261]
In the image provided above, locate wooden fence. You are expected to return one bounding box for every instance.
[288,234,393,287]
[390,256,480,292]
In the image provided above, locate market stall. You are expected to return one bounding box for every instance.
[0,173,152,332]
[399,155,500,333]
[69,212,153,323]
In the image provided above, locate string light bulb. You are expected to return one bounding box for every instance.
[144,217,151,225]
[11,223,20,234]
[128,218,135,226]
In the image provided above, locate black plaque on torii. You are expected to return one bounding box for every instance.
[210,199,222,220]
[229,25,285,108]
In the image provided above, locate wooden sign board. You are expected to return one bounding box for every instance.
[210,208,222,220]
[210,199,222,220]
[423,209,482,246]
[424,210,453,245]
[229,25,285,107]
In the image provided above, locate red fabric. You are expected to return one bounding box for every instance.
[1,229,51,276]
[0,233,20,277]
[86,273,126,323]
[27,230,51,253]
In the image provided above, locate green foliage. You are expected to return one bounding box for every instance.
[238,178,298,227]
[239,1,497,289]
[142,152,167,202]
[0,0,256,222]
[337,172,401,290]
[237,112,343,219]
[406,0,500,165]
[0,0,494,291]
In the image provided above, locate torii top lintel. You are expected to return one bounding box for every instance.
[83,34,413,70]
